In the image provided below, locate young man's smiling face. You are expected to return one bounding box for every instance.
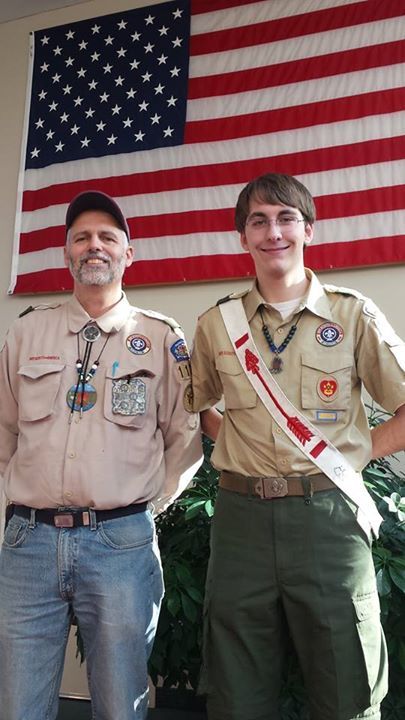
[64,209,133,287]
[240,199,313,282]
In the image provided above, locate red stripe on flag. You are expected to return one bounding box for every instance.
[307,235,405,271]
[188,40,405,99]
[190,0,404,55]
[184,87,405,143]
[21,136,405,215]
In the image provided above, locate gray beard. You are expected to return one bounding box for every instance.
[69,256,126,286]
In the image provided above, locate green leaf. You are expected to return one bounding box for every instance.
[388,565,405,594]
[166,592,181,617]
[185,585,204,604]
[181,593,198,622]
[205,499,214,517]
[376,568,392,597]
[174,562,193,586]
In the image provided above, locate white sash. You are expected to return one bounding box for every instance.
[219,299,382,538]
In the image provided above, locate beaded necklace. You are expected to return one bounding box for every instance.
[259,306,304,374]
[67,323,110,420]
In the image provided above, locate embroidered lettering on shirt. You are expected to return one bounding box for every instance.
[29,355,61,360]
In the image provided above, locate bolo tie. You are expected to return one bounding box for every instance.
[67,323,110,421]
[259,306,304,374]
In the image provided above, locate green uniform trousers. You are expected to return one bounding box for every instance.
[200,487,388,720]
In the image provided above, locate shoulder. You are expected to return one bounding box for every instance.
[134,307,184,337]
[322,283,377,313]
[18,302,62,319]
[197,289,250,323]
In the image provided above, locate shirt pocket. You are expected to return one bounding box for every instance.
[215,355,257,410]
[104,367,156,428]
[17,363,65,421]
[301,352,353,410]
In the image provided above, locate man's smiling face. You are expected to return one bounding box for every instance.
[64,209,133,287]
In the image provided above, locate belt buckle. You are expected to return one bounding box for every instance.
[254,477,288,499]
[54,513,74,528]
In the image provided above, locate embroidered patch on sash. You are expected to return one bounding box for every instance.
[126,334,151,355]
[315,323,344,346]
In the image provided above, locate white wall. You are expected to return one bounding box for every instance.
[1,0,405,699]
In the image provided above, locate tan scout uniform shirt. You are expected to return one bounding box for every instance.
[0,293,202,513]
[191,270,405,477]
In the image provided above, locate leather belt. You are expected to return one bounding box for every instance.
[9,502,148,528]
[220,471,336,500]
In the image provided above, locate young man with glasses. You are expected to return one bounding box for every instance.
[191,172,405,720]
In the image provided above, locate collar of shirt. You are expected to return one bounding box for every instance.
[67,292,133,335]
[242,270,334,323]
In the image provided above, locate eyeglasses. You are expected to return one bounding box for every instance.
[245,214,306,233]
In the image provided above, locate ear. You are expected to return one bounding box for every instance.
[303,223,314,247]
[240,232,249,252]
[63,244,69,268]
[125,244,134,267]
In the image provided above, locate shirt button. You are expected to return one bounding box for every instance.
[280,459,287,465]
[68,451,76,459]
[275,427,282,435]
[277,328,283,334]
[64,491,72,498]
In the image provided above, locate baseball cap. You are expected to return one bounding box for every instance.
[65,190,130,241]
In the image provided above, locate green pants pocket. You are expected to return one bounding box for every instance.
[353,592,388,705]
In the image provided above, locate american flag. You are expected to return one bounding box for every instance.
[10,0,405,294]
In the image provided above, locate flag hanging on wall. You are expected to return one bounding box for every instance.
[10,0,405,293]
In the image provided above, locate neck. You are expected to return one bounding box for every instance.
[257,269,309,303]
[74,284,123,318]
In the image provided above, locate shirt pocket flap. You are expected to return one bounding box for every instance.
[215,354,257,409]
[215,355,242,375]
[301,352,352,410]
[18,363,65,379]
[301,353,352,374]
[18,363,65,421]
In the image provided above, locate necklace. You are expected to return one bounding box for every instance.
[66,323,110,419]
[259,306,304,374]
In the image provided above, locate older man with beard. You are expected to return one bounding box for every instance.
[0,191,202,720]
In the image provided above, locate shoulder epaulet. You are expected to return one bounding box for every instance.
[137,307,181,332]
[216,289,250,306]
[323,284,364,300]
[19,303,61,318]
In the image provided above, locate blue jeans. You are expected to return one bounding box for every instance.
[0,508,164,720]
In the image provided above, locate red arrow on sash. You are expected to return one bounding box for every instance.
[245,348,315,446]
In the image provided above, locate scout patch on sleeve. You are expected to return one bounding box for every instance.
[112,377,147,415]
[177,360,192,382]
[183,383,194,412]
[170,338,190,362]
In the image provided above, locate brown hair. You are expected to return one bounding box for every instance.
[235,173,316,232]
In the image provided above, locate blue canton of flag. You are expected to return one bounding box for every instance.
[26,0,190,168]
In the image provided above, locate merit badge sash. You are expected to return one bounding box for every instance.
[219,299,382,538]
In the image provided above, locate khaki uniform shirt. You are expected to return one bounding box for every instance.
[191,270,405,477]
[0,293,202,513]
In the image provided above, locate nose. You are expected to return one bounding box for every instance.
[267,219,283,240]
[87,233,103,250]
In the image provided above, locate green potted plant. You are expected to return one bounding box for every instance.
[148,407,405,719]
